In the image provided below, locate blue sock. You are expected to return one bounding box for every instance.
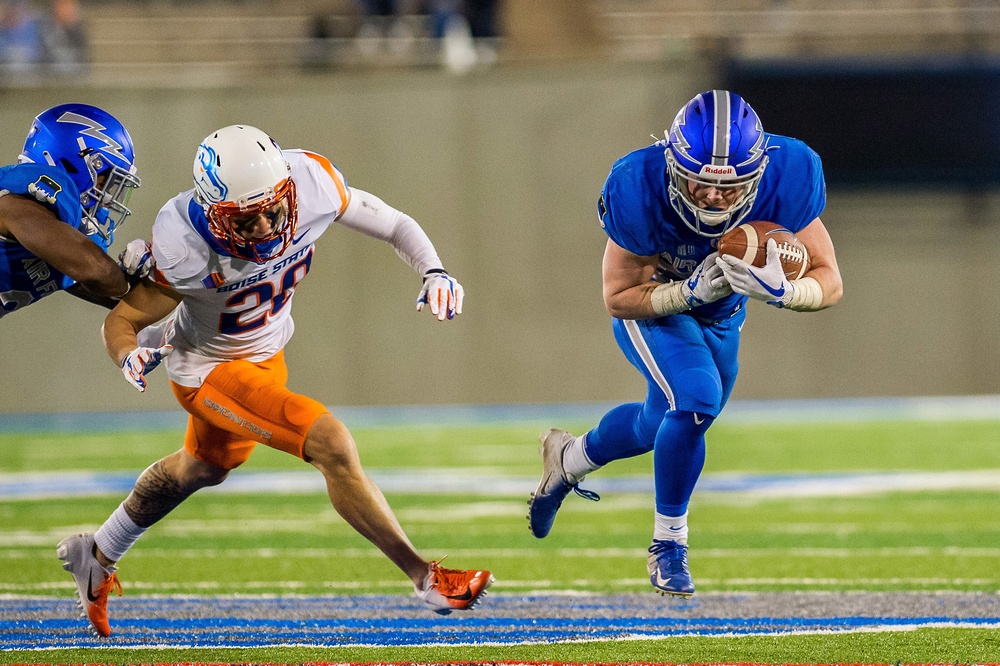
[583,401,661,466]
[653,410,713,516]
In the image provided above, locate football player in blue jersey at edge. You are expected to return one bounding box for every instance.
[528,90,844,597]
[0,103,150,318]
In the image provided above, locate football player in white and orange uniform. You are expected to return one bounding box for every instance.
[56,125,491,638]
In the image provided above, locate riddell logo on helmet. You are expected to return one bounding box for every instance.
[700,165,736,177]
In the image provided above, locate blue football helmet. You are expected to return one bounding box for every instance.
[19,103,140,243]
[664,90,769,237]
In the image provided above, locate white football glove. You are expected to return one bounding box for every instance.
[120,345,173,393]
[681,252,732,307]
[118,238,155,281]
[416,270,464,321]
[717,238,793,308]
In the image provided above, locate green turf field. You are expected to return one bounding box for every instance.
[2,415,1000,663]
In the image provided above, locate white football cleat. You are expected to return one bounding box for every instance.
[56,533,122,637]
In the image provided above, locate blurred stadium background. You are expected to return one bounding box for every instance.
[3,0,1000,413]
[4,1,1000,662]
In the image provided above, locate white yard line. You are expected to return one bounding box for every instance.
[7,395,1000,434]
[5,545,1000,558]
[3,468,1000,499]
[3,577,999,593]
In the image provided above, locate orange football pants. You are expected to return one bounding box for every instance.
[170,351,329,469]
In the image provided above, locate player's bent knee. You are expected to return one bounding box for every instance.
[190,466,230,489]
[303,413,359,470]
[176,454,230,490]
[674,367,724,416]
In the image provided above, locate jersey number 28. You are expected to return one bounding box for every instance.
[219,251,313,335]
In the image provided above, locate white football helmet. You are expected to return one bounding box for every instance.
[193,124,297,263]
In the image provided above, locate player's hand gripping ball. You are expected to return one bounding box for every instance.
[717,221,810,280]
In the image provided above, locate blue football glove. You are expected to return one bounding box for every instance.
[120,345,173,393]
[680,252,732,307]
[118,238,154,282]
[416,270,464,321]
[717,238,793,308]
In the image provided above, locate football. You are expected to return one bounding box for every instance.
[717,220,810,280]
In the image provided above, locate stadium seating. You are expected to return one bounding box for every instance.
[72,0,1000,82]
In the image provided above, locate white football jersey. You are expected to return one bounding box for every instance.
[150,149,447,388]
[151,150,350,387]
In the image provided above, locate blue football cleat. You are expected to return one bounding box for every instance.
[527,428,599,538]
[647,539,695,598]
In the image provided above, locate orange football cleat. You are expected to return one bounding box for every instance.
[414,558,494,615]
[56,533,123,637]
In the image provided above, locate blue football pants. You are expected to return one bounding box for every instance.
[584,309,745,516]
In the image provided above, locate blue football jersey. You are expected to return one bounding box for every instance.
[599,133,826,322]
[0,163,106,317]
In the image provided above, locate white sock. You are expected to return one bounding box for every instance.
[562,434,600,482]
[94,503,147,563]
[653,511,689,545]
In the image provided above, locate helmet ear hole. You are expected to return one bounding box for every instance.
[59,158,78,174]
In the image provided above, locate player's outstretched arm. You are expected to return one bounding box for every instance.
[103,280,182,392]
[64,239,156,309]
[337,187,463,320]
[0,193,130,301]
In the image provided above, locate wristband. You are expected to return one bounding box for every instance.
[650,281,691,317]
[784,276,823,311]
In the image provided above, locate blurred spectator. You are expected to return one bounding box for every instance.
[303,12,334,70]
[43,0,87,73]
[430,0,500,72]
[0,0,46,73]
[356,0,441,60]
[352,0,500,68]
[464,0,499,40]
[429,0,499,40]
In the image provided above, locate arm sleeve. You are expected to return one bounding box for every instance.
[336,187,445,275]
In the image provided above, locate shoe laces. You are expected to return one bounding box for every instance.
[554,437,600,502]
[648,539,688,574]
[97,571,123,599]
[427,557,473,596]
[571,484,600,502]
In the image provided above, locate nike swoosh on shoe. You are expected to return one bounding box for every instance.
[86,575,100,603]
[654,571,675,588]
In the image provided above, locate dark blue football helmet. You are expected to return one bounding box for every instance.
[664,90,769,237]
[19,103,140,243]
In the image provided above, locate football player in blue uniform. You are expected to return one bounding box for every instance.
[0,103,146,318]
[528,90,844,597]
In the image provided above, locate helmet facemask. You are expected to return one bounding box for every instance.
[79,150,141,242]
[666,150,767,238]
[662,89,770,238]
[206,176,298,264]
